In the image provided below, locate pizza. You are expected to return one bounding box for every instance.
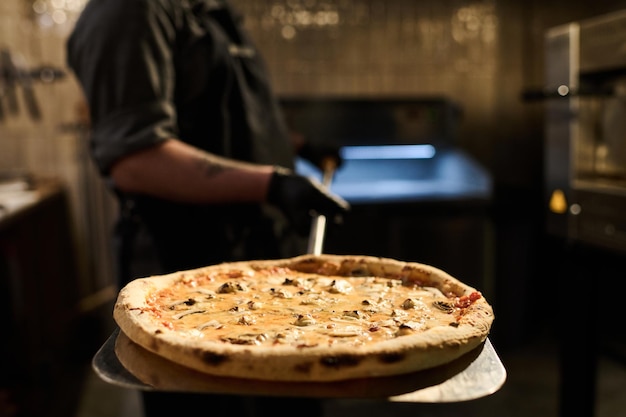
[113,254,494,382]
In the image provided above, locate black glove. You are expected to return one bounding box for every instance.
[298,140,343,170]
[267,167,350,236]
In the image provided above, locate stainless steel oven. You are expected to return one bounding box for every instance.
[545,10,626,253]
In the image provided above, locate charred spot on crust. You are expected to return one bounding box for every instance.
[337,259,369,276]
[320,354,361,369]
[294,361,314,374]
[149,339,161,352]
[377,352,406,364]
[295,258,318,268]
[198,350,229,366]
[348,266,369,277]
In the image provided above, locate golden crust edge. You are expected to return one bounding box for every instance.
[113,254,494,382]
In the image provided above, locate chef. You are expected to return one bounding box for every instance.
[67,0,348,416]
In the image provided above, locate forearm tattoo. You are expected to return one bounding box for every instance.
[194,151,231,178]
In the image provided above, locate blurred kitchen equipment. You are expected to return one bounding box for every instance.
[0,47,66,122]
[535,11,626,417]
[0,49,20,117]
[542,10,626,254]
[288,97,492,294]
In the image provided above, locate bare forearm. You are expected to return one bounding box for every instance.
[110,139,275,203]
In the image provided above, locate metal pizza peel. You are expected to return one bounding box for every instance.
[94,326,505,401]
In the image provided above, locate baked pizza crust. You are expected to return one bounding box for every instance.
[114,329,484,396]
[114,254,494,382]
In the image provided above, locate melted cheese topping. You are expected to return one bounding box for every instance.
[143,266,476,348]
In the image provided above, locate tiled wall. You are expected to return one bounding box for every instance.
[1,0,625,299]
[0,0,84,174]
[0,0,504,299]
[236,0,500,161]
[235,0,498,97]
[0,0,499,177]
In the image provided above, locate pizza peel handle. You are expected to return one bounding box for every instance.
[307,157,337,255]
